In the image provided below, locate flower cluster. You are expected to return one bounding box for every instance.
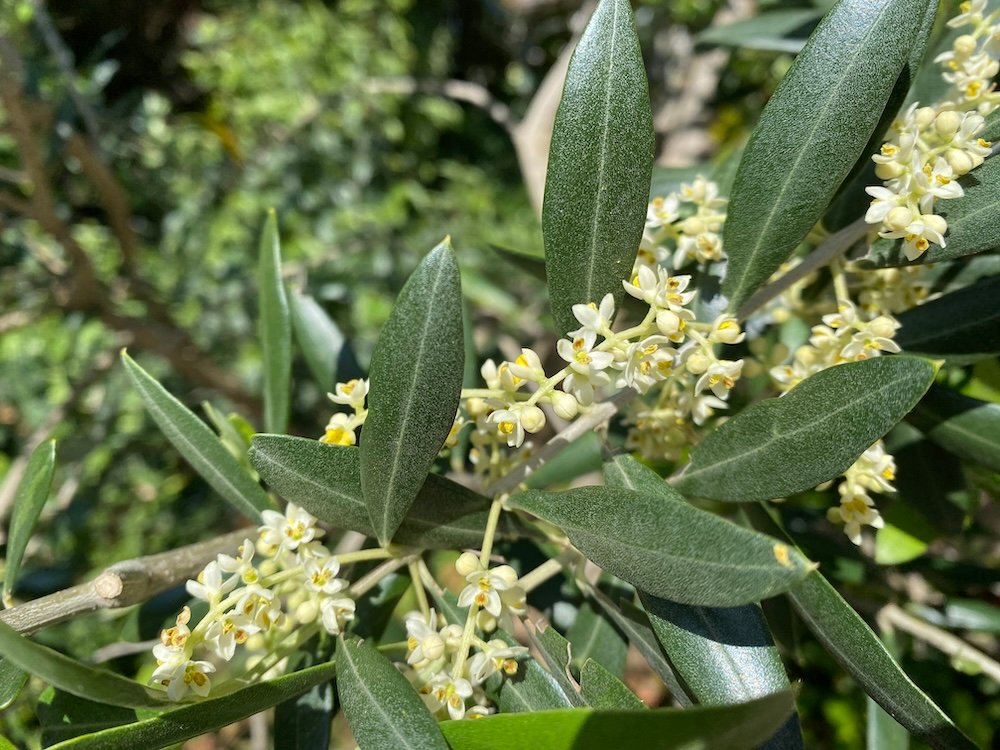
[865,1,998,260]
[824,440,896,544]
[402,553,528,720]
[150,503,357,701]
[640,176,728,269]
[320,378,369,445]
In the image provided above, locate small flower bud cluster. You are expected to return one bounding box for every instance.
[770,301,901,391]
[865,1,998,260]
[320,378,369,445]
[855,266,934,315]
[824,440,895,545]
[402,553,528,721]
[641,176,728,269]
[149,503,356,701]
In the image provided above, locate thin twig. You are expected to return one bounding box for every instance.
[0,529,251,634]
[735,218,870,322]
[878,603,1000,684]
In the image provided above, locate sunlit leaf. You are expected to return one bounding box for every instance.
[258,210,291,433]
[579,658,645,710]
[122,352,274,520]
[249,435,522,548]
[722,0,936,310]
[543,0,654,335]
[360,239,464,545]
[676,356,935,502]
[336,636,447,750]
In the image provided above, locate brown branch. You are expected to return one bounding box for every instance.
[0,529,251,635]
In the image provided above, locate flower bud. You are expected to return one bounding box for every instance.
[685,350,711,375]
[868,316,898,339]
[519,405,546,433]
[456,551,482,577]
[934,110,962,138]
[884,206,913,232]
[679,216,705,235]
[954,34,977,56]
[874,161,904,180]
[945,148,974,175]
[551,391,579,420]
[656,309,682,337]
[296,600,319,625]
[422,633,446,661]
[914,106,937,128]
[709,316,744,345]
[922,213,948,236]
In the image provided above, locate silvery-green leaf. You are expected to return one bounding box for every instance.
[511,484,811,606]
[722,0,936,310]
[249,435,522,549]
[676,356,935,502]
[287,288,347,393]
[122,353,274,520]
[579,659,645,710]
[360,239,464,545]
[697,9,821,53]
[483,630,577,713]
[895,276,1000,363]
[908,386,1000,473]
[566,601,627,678]
[336,636,447,750]
[0,659,27,711]
[543,0,654,336]
[527,625,585,707]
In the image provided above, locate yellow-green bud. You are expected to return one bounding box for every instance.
[954,34,977,56]
[519,405,546,433]
[885,206,914,232]
[456,551,481,577]
[914,106,937,128]
[945,148,974,175]
[934,110,961,138]
[685,351,711,375]
[874,161,904,180]
[551,391,579,420]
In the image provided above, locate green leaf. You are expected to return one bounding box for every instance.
[941,599,1000,634]
[527,625,586,706]
[721,0,935,310]
[37,689,136,746]
[908,385,1000,473]
[566,601,627,678]
[484,630,577,713]
[579,659,645,710]
[360,239,465,546]
[874,523,928,565]
[0,658,27,710]
[0,619,168,709]
[676,356,936,502]
[697,9,821,53]
[788,572,975,749]
[524,432,604,490]
[287,288,346,393]
[861,155,1000,267]
[122,352,274,520]
[3,438,55,604]
[511,484,812,606]
[47,661,339,750]
[895,275,1000,363]
[542,0,654,336]
[589,589,692,706]
[273,646,336,750]
[639,594,804,749]
[336,636,448,750]
[440,691,797,750]
[249,435,522,548]
[258,210,291,434]
[867,631,910,750]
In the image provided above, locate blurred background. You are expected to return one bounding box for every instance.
[1,0,995,747]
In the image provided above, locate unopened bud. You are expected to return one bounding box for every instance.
[456,551,482,577]
[922,213,948,236]
[679,216,705,235]
[551,391,579,420]
[934,110,962,138]
[519,405,546,433]
[422,633,446,661]
[685,351,711,375]
[884,206,914,232]
[874,161,904,180]
[656,309,682,337]
[869,316,898,339]
[954,34,977,56]
[296,600,319,625]
[914,106,937,128]
[945,148,974,175]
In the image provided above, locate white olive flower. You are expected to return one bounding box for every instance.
[321,412,357,446]
[467,639,529,684]
[429,674,474,720]
[320,595,356,635]
[622,336,676,394]
[217,539,259,585]
[304,556,348,596]
[327,378,369,410]
[458,564,519,618]
[151,648,216,701]
[205,612,259,661]
[185,561,235,603]
[827,490,884,545]
[259,503,322,555]
[569,293,616,337]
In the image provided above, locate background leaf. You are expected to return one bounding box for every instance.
[722,0,934,310]
[249,435,522,548]
[336,636,448,750]
[258,210,291,433]
[696,9,821,53]
[273,645,336,750]
[287,288,348,393]
[46,661,338,750]
[3,438,55,604]
[122,352,274,520]
[360,239,464,546]
[512,484,811,606]
[907,385,1000,473]
[566,601,627,678]
[0,658,28,710]
[542,0,654,335]
[894,275,1000,363]
[675,356,935,502]
[440,692,797,750]
[36,689,136,746]
[639,594,803,749]
[484,629,577,713]
[0,619,168,709]
[527,625,586,706]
